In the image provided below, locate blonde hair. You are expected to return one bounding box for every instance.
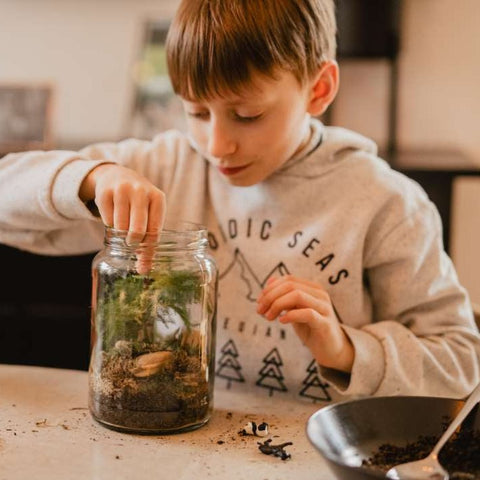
[166,0,336,100]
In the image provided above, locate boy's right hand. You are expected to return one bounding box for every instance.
[79,164,166,240]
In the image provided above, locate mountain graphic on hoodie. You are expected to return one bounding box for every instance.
[219,248,290,302]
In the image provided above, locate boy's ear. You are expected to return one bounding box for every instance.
[307,60,339,117]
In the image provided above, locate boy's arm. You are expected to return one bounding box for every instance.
[320,204,480,399]
[0,133,177,255]
[0,149,108,254]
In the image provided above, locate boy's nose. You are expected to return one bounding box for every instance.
[207,120,237,158]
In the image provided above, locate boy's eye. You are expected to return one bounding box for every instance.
[187,111,209,119]
[234,113,263,123]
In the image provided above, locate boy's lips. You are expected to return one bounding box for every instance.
[217,164,250,176]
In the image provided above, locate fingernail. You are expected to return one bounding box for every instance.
[265,309,274,320]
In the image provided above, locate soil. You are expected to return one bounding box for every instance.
[89,347,211,434]
[362,423,480,479]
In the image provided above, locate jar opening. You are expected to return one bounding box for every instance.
[104,221,208,251]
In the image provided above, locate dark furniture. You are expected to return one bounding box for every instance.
[0,245,95,370]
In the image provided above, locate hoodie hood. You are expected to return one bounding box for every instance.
[276,118,378,179]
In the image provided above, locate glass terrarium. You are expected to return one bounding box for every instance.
[88,222,217,434]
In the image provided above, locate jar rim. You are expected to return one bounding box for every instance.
[105,221,208,249]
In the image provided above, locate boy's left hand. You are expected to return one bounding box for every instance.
[256,275,354,373]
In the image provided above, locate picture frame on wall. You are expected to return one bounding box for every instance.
[0,83,54,155]
[129,21,186,140]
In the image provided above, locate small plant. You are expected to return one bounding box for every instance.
[97,269,202,351]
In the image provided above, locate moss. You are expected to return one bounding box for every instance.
[96,269,202,351]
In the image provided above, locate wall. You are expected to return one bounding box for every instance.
[0,0,479,161]
[451,177,480,305]
[0,0,477,158]
[399,0,480,159]
[333,0,480,162]
[0,0,180,145]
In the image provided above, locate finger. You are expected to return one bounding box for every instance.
[126,189,149,245]
[258,280,317,314]
[95,189,114,227]
[259,275,301,302]
[135,253,154,275]
[132,190,165,274]
[113,186,131,231]
[146,190,166,233]
[262,289,329,320]
[257,280,327,314]
[259,280,322,305]
[261,274,326,298]
[129,189,149,234]
[134,240,156,275]
[278,308,323,326]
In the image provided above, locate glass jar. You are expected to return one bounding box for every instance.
[88,222,217,434]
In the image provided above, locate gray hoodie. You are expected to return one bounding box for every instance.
[0,119,478,405]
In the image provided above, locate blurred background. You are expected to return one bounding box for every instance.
[0,0,479,369]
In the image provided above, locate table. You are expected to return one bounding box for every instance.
[0,365,332,480]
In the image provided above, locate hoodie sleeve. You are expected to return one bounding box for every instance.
[320,201,480,399]
[0,132,181,255]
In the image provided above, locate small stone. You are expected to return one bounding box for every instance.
[131,351,174,377]
[114,340,132,355]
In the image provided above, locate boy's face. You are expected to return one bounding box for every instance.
[181,70,312,187]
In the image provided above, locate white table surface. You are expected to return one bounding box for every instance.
[0,364,333,480]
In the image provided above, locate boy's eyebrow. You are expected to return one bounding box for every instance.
[224,99,264,107]
[183,97,268,107]
[222,89,270,106]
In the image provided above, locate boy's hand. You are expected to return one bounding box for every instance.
[80,164,166,240]
[256,275,354,373]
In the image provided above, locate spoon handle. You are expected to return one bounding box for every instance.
[431,382,480,456]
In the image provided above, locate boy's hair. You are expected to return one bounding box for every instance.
[166,0,336,100]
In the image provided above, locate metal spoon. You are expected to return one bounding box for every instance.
[386,382,480,480]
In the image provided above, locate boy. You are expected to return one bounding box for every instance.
[0,0,479,404]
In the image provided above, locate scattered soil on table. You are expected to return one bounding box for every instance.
[363,425,480,479]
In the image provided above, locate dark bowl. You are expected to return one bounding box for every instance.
[306,395,480,480]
